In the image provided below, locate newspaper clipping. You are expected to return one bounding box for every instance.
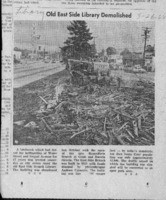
[1,0,166,199]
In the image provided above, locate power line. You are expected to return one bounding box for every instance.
[142,27,151,67]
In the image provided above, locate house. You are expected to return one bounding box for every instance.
[28,53,38,60]
[132,52,143,66]
[145,51,155,71]
[14,50,22,60]
[108,54,123,65]
[145,56,155,72]
[121,52,133,67]
[108,54,123,69]
[151,56,155,72]
[145,51,154,59]
[37,45,45,52]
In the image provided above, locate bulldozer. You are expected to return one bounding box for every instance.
[67,59,110,86]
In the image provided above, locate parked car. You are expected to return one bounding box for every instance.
[133,68,146,73]
[124,67,133,73]
[133,65,146,73]
[52,59,56,63]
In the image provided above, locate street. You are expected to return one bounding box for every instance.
[110,70,154,84]
[14,61,65,88]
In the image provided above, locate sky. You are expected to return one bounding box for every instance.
[14,20,155,53]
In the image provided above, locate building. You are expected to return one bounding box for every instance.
[151,56,155,71]
[145,55,155,71]
[28,53,38,60]
[108,54,123,69]
[145,51,155,71]
[14,50,22,60]
[132,52,143,66]
[37,45,45,52]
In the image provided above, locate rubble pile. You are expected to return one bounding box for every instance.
[14,76,154,145]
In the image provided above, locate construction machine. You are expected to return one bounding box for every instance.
[68,59,110,86]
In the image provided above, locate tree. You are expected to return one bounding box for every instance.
[61,21,93,61]
[90,43,97,58]
[106,47,116,55]
[120,48,132,65]
[120,48,130,56]
[98,49,105,57]
[14,47,21,51]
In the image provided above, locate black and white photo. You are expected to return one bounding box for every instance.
[13,20,155,145]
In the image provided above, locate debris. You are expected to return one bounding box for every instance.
[39,96,48,105]
[103,117,107,133]
[24,121,39,129]
[14,120,26,126]
[55,83,64,102]
[41,118,53,133]
[17,66,154,145]
[99,131,108,138]
[133,120,139,137]
[70,128,90,139]
[14,140,19,144]
[47,100,58,109]
[68,92,78,97]
[117,122,128,133]
[138,116,142,129]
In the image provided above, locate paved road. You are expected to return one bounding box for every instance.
[110,70,154,83]
[14,61,65,88]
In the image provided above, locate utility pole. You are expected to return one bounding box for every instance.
[44,34,46,60]
[93,36,98,58]
[142,27,151,68]
[31,23,40,58]
[93,36,98,46]
[31,23,36,54]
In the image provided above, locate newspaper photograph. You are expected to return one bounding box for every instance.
[13,20,155,146]
[1,0,166,199]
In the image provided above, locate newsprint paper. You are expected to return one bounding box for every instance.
[1,0,166,199]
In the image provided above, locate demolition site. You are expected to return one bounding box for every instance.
[13,21,155,146]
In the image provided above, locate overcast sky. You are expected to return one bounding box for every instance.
[14,20,155,53]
